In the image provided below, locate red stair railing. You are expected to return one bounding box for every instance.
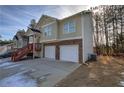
[11,43,41,62]
[11,44,33,62]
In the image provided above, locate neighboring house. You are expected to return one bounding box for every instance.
[25,19,41,57]
[0,43,14,55]
[12,10,94,63]
[26,27,41,57]
[13,30,28,49]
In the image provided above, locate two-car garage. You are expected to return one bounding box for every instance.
[44,45,79,63]
[44,39,82,63]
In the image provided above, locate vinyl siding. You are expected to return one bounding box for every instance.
[40,22,58,42]
[58,13,82,39]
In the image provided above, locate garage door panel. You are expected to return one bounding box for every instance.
[45,46,55,59]
[60,45,78,62]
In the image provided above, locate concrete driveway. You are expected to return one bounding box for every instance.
[0,58,80,87]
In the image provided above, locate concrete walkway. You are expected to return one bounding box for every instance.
[0,58,80,87]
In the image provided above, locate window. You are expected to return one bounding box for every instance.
[69,22,75,32]
[43,26,52,36]
[63,21,75,33]
[64,23,68,32]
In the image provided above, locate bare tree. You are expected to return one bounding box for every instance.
[91,5,124,55]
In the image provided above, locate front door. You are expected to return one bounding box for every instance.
[29,36,34,44]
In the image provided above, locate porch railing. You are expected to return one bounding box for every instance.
[11,43,41,62]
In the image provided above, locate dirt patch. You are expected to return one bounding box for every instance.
[55,56,124,87]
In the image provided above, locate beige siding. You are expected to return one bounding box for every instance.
[36,14,83,43]
[58,13,82,39]
[26,28,41,43]
[26,29,34,36]
[35,16,58,43]
[40,22,58,42]
[35,33,41,43]
[81,13,94,62]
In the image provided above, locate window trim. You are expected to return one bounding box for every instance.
[43,25,52,37]
[63,20,76,34]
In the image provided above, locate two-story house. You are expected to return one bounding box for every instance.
[36,10,94,63]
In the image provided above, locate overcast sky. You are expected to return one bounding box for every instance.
[0,5,89,40]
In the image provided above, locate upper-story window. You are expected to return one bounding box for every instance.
[43,25,52,36]
[63,21,75,33]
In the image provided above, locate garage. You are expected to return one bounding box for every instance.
[60,45,79,62]
[45,46,56,59]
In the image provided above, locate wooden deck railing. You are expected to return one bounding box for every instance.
[11,43,41,62]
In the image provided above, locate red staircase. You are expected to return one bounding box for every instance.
[11,43,41,62]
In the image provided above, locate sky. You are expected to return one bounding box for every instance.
[0,5,89,40]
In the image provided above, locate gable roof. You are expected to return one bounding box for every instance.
[13,30,28,40]
[36,10,92,26]
[36,14,58,28]
[42,14,58,20]
[59,10,92,21]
